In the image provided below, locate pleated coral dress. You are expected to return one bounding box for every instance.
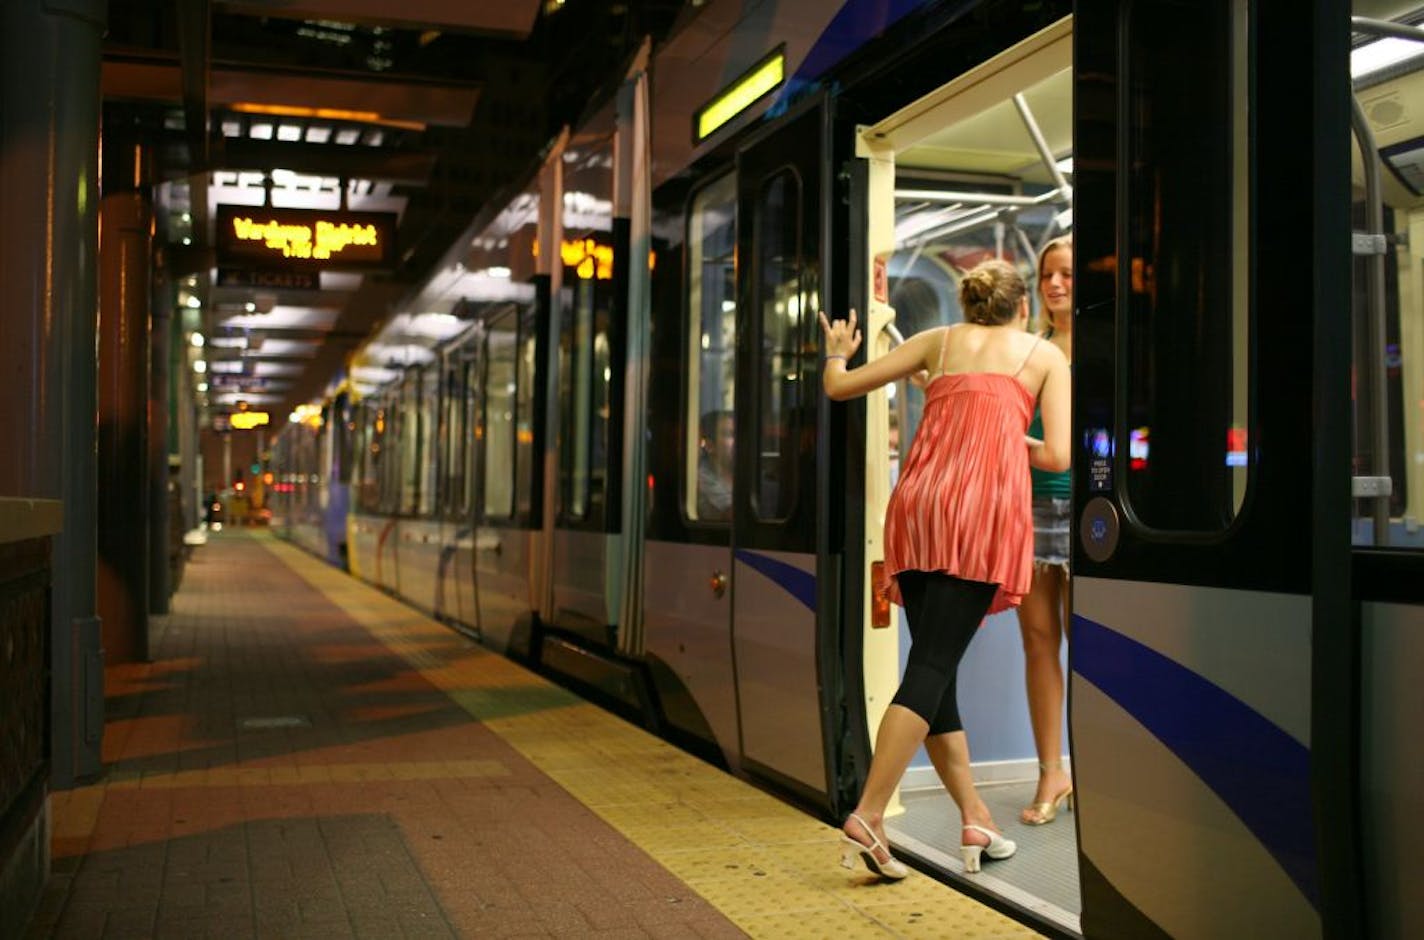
[879,361,1037,616]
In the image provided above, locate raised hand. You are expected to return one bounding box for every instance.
[818,308,863,360]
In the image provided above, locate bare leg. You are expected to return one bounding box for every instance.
[844,704,929,863]
[1018,564,1072,818]
[924,731,1002,844]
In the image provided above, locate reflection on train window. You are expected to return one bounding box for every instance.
[1120,1,1249,531]
[416,369,438,517]
[462,357,479,516]
[379,397,400,513]
[754,169,805,522]
[515,325,537,518]
[1350,5,1423,548]
[559,273,613,524]
[484,312,518,519]
[685,172,736,523]
[440,363,468,517]
[398,377,422,515]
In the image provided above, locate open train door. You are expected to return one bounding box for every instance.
[1071,2,1365,938]
[729,98,836,805]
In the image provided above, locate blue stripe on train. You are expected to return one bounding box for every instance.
[1072,613,1318,908]
[734,549,817,612]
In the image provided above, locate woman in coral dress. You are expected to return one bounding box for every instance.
[819,259,1070,878]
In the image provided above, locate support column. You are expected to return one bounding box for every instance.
[0,0,106,798]
[97,127,153,665]
[150,264,172,613]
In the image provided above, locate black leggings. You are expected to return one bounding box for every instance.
[890,570,998,735]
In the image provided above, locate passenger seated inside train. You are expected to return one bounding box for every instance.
[696,409,735,521]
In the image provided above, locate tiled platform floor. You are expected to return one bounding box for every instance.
[25,530,1042,939]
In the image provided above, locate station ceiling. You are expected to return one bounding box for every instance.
[100,0,685,419]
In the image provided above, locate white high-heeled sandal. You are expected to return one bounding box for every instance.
[960,824,1016,873]
[839,813,909,880]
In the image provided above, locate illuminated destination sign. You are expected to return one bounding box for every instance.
[694,47,785,143]
[228,411,271,430]
[215,205,396,269]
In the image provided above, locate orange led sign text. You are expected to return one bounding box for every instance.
[216,205,396,269]
[229,411,271,430]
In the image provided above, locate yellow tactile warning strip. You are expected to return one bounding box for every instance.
[260,534,1041,939]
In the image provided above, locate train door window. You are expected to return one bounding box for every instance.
[516,317,537,519]
[1114,0,1250,532]
[558,267,614,524]
[397,377,421,515]
[441,362,466,518]
[1350,10,1424,547]
[753,169,807,521]
[461,357,479,517]
[417,368,439,517]
[684,171,737,524]
[484,309,519,519]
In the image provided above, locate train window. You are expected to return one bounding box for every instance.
[753,168,806,522]
[1119,0,1250,532]
[558,274,614,523]
[684,171,737,524]
[441,363,466,518]
[484,311,518,519]
[416,369,438,517]
[1350,8,1423,548]
[516,322,537,518]
[397,378,421,515]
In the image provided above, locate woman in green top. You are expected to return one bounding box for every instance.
[1018,236,1075,826]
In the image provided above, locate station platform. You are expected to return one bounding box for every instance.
[26,530,1041,939]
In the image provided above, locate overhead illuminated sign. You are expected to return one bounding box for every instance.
[215,205,396,269]
[229,411,271,430]
[694,47,785,143]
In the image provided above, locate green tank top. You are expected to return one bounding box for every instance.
[1028,409,1071,497]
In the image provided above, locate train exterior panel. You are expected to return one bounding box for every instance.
[640,539,739,761]
[730,548,824,794]
[1362,601,1424,939]
[1073,578,1317,939]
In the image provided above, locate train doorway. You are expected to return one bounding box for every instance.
[851,16,1079,932]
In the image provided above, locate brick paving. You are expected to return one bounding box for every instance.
[27,531,746,939]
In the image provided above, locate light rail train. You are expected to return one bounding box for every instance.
[270,1,1424,936]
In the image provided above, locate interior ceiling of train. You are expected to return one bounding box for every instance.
[101,0,686,418]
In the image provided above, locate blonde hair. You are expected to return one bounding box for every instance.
[1036,236,1072,331]
[958,259,1027,325]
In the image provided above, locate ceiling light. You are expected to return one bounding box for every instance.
[190,332,205,348]
[277,124,302,141]
[245,302,257,313]
[306,125,332,144]
[197,382,208,392]
[1352,36,1424,80]
[185,295,202,309]
[194,360,207,374]
[250,122,274,140]
[334,128,360,145]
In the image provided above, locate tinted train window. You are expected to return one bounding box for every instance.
[684,172,737,524]
[1349,9,1423,548]
[516,323,537,518]
[484,312,518,519]
[1120,0,1249,531]
[754,169,805,522]
[416,369,438,517]
[558,274,613,523]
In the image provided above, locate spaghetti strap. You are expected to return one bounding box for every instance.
[1011,334,1043,378]
[936,325,953,377]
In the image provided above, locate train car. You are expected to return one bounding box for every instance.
[272,0,1424,936]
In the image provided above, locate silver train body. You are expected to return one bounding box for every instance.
[272,1,1423,936]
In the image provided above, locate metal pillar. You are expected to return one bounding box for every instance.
[150,265,172,613]
[0,0,107,788]
[97,129,153,665]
